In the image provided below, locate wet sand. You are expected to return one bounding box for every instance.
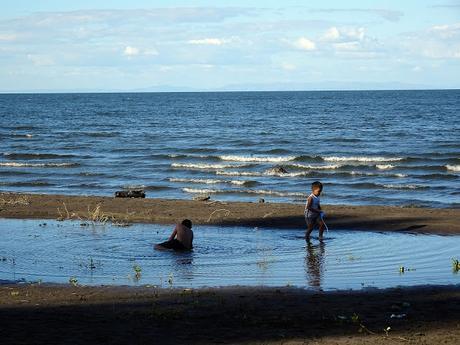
[0,192,459,234]
[2,192,460,344]
[1,283,459,344]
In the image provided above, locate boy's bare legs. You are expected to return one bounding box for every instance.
[305,223,314,241]
[318,221,325,240]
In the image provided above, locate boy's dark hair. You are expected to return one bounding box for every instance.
[182,219,192,229]
[311,181,323,190]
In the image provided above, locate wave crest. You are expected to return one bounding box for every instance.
[171,162,248,170]
[182,187,305,197]
[219,155,297,163]
[323,156,403,163]
[446,164,460,172]
[0,162,79,168]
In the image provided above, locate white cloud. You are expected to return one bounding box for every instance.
[430,23,460,39]
[310,8,403,22]
[123,46,140,56]
[292,37,316,51]
[27,54,54,66]
[281,62,296,71]
[0,33,17,41]
[322,27,365,42]
[322,27,340,41]
[342,27,365,41]
[400,22,460,60]
[187,38,226,45]
[143,49,159,56]
[333,42,360,51]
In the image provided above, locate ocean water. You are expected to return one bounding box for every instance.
[0,90,459,207]
[1,219,460,289]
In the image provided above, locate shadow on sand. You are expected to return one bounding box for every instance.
[0,284,459,344]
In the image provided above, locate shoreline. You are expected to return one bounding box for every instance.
[1,283,459,344]
[1,192,459,234]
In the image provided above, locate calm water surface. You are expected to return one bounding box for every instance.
[1,219,459,290]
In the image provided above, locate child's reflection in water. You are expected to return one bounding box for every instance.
[305,239,325,289]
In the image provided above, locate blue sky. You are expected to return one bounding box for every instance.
[1,0,459,92]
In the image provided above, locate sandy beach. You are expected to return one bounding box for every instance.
[1,192,459,234]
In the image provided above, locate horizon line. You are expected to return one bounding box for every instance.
[1,87,459,95]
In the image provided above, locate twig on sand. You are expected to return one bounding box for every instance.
[206,200,228,206]
[0,195,30,206]
[263,212,273,218]
[57,202,79,221]
[207,209,231,223]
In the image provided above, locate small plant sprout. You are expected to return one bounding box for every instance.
[87,204,110,224]
[384,326,391,336]
[452,258,460,273]
[89,257,96,270]
[168,273,174,287]
[69,277,78,286]
[133,265,142,280]
[351,313,360,324]
[399,266,416,274]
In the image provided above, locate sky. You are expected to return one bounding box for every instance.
[0,0,459,92]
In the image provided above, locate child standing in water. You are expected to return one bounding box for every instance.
[305,181,325,240]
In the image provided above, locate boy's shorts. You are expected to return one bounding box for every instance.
[157,239,187,251]
[305,214,320,226]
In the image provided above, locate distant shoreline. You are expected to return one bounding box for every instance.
[1,192,459,235]
[1,88,459,94]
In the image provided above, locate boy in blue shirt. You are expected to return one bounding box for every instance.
[305,181,325,240]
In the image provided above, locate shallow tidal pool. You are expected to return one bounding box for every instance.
[0,219,459,290]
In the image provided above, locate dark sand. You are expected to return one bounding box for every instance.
[1,284,459,344]
[1,192,459,234]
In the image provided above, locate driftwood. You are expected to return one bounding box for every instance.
[114,190,145,198]
[193,195,211,201]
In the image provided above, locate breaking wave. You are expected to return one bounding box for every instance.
[446,164,460,172]
[182,187,306,197]
[0,162,79,168]
[323,156,404,163]
[376,164,395,170]
[287,163,342,170]
[171,162,249,170]
[170,177,256,187]
[219,155,297,163]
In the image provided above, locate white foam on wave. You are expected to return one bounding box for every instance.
[219,155,297,163]
[446,164,460,172]
[170,177,248,186]
[263,170,308,177]
[323,156,403,163]
[289,163,342,170]
[0,162,77,168]
[182,187,305,197]
[216,170,261,177]
[376,164,395,170]
[216,170,309,178]
[171,162,248,170]
[381,184,425,190]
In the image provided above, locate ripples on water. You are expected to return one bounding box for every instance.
[0,91,459,207]
[1,219,459,289]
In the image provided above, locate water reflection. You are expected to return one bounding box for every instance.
[171,252,195,281]
[305,239,325,289]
